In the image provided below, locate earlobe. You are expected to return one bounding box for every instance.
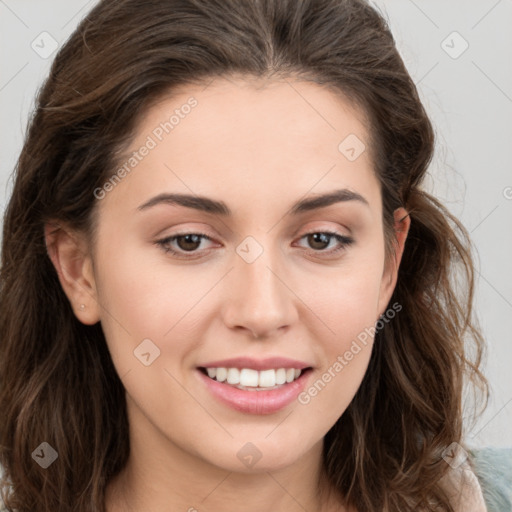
[44,221,101,325]
[377,207,410,315]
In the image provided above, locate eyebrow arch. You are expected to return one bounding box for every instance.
[137,188,369,216]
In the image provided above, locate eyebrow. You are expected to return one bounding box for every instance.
[137,188,369,216]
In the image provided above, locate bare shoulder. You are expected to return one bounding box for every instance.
[438,460,488,512]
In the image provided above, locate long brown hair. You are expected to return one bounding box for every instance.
[0,0,487,510]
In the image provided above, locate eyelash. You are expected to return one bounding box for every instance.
[156,230,354,259]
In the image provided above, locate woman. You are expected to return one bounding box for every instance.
[0,0,489,510]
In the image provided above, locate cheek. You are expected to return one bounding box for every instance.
[307,256,385,347]
[298,282,378,425]
[93,237,222,371]
[295,256,384,416]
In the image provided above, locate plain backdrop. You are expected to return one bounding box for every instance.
[1,0,511,448]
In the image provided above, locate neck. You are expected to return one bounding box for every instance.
[105,401,346,512]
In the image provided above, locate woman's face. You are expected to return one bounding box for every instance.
[78,77,406,473]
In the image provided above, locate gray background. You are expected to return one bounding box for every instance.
[1,0,511,448]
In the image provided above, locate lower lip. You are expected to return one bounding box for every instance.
[197,369,311,415]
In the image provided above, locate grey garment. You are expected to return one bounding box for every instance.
[471,448,512,512]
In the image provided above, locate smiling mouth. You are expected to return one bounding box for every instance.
[198,366,312,391]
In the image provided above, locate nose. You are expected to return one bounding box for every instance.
[221,243,299,339]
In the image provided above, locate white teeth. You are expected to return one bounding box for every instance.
[226,368,240,384]
[240,368,259,387]
[216,367,227,382]
[275,368,286,385]
[258,369,276,387]
[204,367,305,388]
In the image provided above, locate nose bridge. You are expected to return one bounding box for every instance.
[223,234,297,337]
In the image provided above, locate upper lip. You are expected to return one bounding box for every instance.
[198,357,312,371]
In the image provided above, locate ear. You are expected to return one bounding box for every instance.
[44,221,101,325]
[377,207,410,316]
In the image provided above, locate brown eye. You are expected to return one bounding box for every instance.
[296,231,354,257]
[307,233,332,250]
[174,234,203,251]
[157,232,214,257]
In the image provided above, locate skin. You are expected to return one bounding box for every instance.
[45,76,410,512]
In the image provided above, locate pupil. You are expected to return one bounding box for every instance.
[178,234,201,251]
[309,233,329,250]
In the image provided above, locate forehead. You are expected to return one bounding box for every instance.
[136,76,372,160]
[99,76,381,220]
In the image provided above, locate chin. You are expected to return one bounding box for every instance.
[196,433,321,474]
